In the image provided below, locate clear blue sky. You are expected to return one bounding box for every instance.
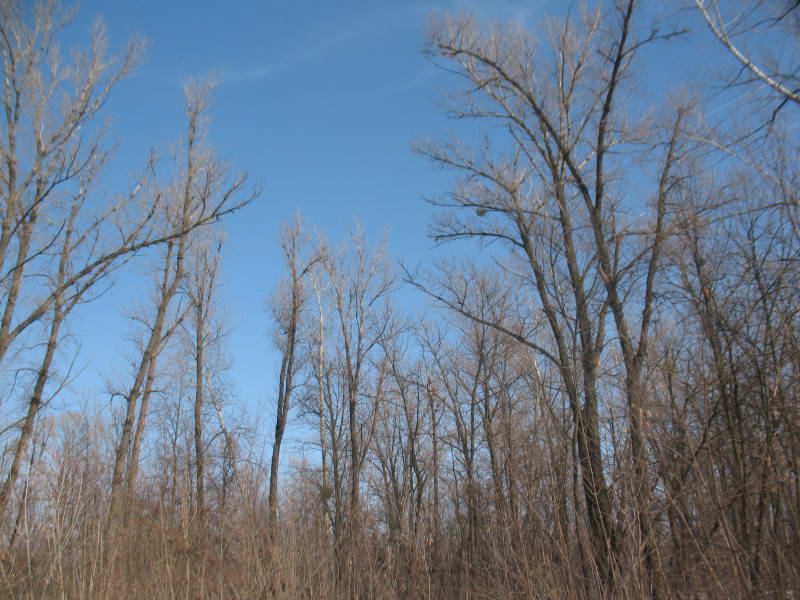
[61,0,575,421]
[57,0,720,434]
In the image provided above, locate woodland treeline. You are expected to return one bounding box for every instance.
[1,0,799,599]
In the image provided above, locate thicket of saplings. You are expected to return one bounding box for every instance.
[1,0,798,598]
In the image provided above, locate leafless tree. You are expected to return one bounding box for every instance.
[411,4,693,594]
[116,236,188,517]
[108,81,253,526]
[182,231,227,524]
[326,227,396,535]
[266,217,323,532]
[0,3,254,522]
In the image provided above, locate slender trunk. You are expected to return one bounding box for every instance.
[314,281,330,515]
[194,296,206,522]
[427,382,441,561]
[267,353,290,531]
[109,240,185,524]
[268,266,301,534]
[348,386,360,526]
[0,206,75,518]
[109,353,150,524]
[0,306,64,516]
[0,216,34,364]
[127,356,158,499]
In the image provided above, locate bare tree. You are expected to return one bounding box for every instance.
[326,226,396,536]
[108,81,253,526]
[0,3,254,521]
[115,238,187,516]
[370,326,432,583]
[412,4,692,594]
[266,217,323,531]
[182,232,227,524]
[0,202,115,518]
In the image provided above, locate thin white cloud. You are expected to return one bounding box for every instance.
[441,0,551,26]
[222,5,427,85]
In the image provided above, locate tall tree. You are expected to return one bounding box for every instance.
[413,4,691,594]
[326,227,395,535]
[266,218,323,531]
[108,81,252,526]
[183,233,226,523]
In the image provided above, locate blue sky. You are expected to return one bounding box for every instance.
[61,0,574,421]
[55,0,730,436]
